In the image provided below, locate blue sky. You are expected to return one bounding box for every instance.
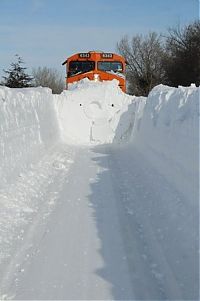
[0,0,199,78]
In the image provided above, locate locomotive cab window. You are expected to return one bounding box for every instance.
[98,61,123,73]
[68,61,95,77]
[63,51,126,92]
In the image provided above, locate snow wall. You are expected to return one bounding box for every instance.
[130,84,199,203]
[55,79,142,144]
[0,81,198,202]
[0,87,60,188]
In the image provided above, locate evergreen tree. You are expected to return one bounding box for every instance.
[2,55,33,88]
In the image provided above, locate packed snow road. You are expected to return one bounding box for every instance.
[0,144,197,300]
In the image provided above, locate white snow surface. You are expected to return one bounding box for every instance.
[0,80,198,300]
[56,79,140,144]
[131,84,199,203]
[0,86,60,188]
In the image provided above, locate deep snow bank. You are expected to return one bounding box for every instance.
[55,79,141,144]
[0,82,198,202]
[0,82,198,201]
[0,87,60,188]
[55,80,198,201]
[0,81,137,186]
[130,84,199,202]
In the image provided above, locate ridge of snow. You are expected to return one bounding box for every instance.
[0,81,198,197]
[130,84,199,202]
[55,79,138,144]
[0,86,60,189]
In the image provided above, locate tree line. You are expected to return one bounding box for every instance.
[0,54,64,94]
[1,21,199,96]
[117,20,200,95]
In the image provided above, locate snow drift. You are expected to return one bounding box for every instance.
[0,81,198,198]
[130,84,199,203]
[55,79,140,144]
[0,87,60,188]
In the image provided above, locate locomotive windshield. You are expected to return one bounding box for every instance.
[68,61,95,77]
[98,61,123,73]
[64,51,126,92]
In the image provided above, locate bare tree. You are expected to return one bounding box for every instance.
[163,21,200,87]
[32,67,64,94]
[117,32,165,96]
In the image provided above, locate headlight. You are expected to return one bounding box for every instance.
[94,74,100,81]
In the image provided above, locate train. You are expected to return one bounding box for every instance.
[62,51,126,92]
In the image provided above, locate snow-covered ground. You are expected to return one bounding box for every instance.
[55,79,144,144]
[0,80,198,300]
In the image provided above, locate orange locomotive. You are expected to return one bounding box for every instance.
[62,51,126,92]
